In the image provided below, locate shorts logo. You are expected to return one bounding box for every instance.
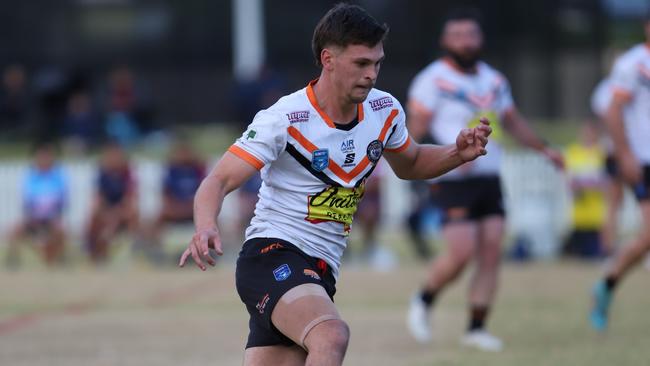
[287,111,310,123]
[273,264,292,281]
[369,96,393,111]
[260,242,284,254]
[303,269,321,280]
[256,293,270,314]
[311,149,329,172]
[366,140,383,164]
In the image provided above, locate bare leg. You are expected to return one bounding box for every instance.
[601,178,624,255]
[607,202,650,279]
[423,222,478,293]
[271,284,349,366]
[243,345,306,366]
[469,216,504,308]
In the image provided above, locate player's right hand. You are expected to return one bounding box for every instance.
[179,227,223,271]
[619,151,642,185]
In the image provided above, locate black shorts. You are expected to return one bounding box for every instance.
[631,165,650,201]
[605,154,619,179]
[235,237,336,349]
[430,175,505,224]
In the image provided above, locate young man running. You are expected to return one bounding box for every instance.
[406,8,563,352]
[179,4,492,365]
[591,17,650,332]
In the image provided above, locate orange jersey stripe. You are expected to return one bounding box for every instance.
[287,109,399,183]
[228,145,264,170]
[306,79,365,128]
[385,136,411,153]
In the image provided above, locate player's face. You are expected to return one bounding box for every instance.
[441,20,483,69]
[329,43,385,104]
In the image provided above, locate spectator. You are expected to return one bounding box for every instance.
[6,142,67,267]
[0,64,31,136]
[85,141,139,264]
[62,91,102,154]
[145,139,205,255]
[563,122,607,259]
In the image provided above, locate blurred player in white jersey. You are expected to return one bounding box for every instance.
[178,4,492,365]
[591,78,624,256]
[591,17,650,332]
[406,8,563,352]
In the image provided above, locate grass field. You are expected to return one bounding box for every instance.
[1,259,649,366]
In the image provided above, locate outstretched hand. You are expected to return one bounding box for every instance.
[179,227,223,271]
[456,117,492,163]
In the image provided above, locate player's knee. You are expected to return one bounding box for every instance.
[306,319,350,354]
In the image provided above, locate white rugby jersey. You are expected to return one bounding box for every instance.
[590,78,615,153]
[408,59,514,179]
[228,80,410,277]
[608,44,650,163]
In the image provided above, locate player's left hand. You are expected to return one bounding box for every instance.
[457,117,491,162]
[541,147,565,170]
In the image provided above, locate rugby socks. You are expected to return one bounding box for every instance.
[420,289,437,308]
[468,305,489,332]
[604,275,618,292]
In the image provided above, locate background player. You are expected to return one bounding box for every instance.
[591,16,650,331]
[406,8,564,352]
[179,4,491,365]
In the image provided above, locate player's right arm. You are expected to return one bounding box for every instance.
[179,109,287,271]
[606,91,638,183]
[179,153,258,270]
[605,57,639,184]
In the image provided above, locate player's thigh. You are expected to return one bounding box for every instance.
[442,221,479,263]
[271,283,341,347]
[636,201,650,245]
[476,215,505,264]
[243,345,306,366]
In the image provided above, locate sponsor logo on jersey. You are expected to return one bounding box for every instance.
[342,153,356,167]
[245,130,257,140]
[306,185,365,225]
[340,139,355,153]
[273,264,292,281]
[256,293,270,314]
[286,110,310,123]
[303,269,321,280]
[311,149,329,172]
[369,96,393,111]
[367,140,383,164]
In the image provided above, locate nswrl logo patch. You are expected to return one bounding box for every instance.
[273,264,292,281]
[311,149,329,172]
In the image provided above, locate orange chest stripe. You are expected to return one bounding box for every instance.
[287,109,398,183]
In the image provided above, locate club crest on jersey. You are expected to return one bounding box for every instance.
[311,149,329,172]
[367,140,383,164]
[273,264,292,281]
[369,96,393,111]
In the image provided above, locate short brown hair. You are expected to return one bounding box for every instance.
[312,3,389,67]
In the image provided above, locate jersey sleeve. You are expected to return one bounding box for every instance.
[609,56,637,97]
[228,109,288,170]
[495,76,515,115]
[408,69,439,112]
[384,99,411,153]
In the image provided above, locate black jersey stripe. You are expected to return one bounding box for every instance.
[285,143,342,187]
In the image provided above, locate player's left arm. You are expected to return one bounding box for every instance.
[384,118,491,180]
[502,108,564,169]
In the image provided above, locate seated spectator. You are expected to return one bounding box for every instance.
[563,122,607,259]
[85,141,139,264]
[6,142,67,267]
[145,140,205,252]
[62,91,101,154]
